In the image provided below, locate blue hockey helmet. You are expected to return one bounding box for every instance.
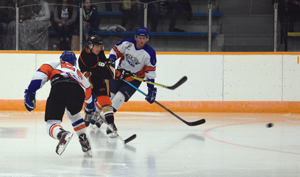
[135,27,149,40]
[60,51,77,65]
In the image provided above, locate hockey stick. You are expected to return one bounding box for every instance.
[98,115,137,144]
[131,76,188,90]
[111,128,136,144]
[123,80,206,126]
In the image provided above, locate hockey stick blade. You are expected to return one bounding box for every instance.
[111,130,137,145]
[154,100,206,126]
[131,76,188,90]
[183,118,206,126]
[124,134,137,144]
[168,76,188,90]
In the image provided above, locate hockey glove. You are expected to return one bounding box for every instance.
[145,87,157,104]
[118,69,133,80]
[85,94,96,112]
[24,89,36,111]
[107,58,115,68]
[85,101,95,112]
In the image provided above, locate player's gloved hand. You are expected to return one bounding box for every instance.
[107,58,115,68]
[24,89,36,111]
[145,87,157,104]
[85,100,96,113]
[85,95,97,112]
[118,69,133,80]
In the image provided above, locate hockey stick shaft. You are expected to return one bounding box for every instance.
[153,101,205,126]
[123,80,206,126]
[131,76,188,90]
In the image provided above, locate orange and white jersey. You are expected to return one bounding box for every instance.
[31,60,93,104]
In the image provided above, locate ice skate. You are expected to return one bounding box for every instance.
[56,130,73,156]
[84,112,93,127]
[89,111,98,125]
[94,114,105,129]
[95,117,104,128]
[90,111,104,129]
[106,123,118,138]
[79,133,92,156]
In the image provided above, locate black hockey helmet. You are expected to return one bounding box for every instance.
[86,35,103,49]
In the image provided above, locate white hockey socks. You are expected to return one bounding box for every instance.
[66,110,86,136]
[111,92,125,112]
[110,92,116,100]
[47,120,63,140]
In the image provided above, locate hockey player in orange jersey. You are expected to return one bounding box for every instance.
[24,51,95,156]
[78,35,133,138]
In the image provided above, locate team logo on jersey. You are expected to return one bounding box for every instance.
[125,43,132,50]
[125,54,139,67]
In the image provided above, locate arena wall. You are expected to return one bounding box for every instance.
[1,51,300,113]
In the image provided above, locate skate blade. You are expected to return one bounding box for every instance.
[84,150,92,157]
[91,124,99,129]
[107,125,118,138]
[56,133,73,156]
[108,133,118,138]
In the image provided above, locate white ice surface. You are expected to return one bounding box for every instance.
[0,112,300,177]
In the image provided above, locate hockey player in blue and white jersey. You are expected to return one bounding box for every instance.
[92,27,157,131]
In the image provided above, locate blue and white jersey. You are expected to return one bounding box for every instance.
[109,38,156,80]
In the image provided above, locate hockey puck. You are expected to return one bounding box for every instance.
[266,123,273,128]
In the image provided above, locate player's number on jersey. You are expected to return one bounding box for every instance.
[77,70,83,79]
[61,63,83,80]
[61,63,75,71]
[98,62,105,67]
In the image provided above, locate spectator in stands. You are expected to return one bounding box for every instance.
[19,0,32,23]
[0,1,9,49]
[23,0,51,50]
[277,0,287,23]
[166,0,192,32]
[120,0,135,31]
[25,0,51,50]
[136,0,160,32]
[286,0,300,32]
[277,0,288,44]
[104,0,113,11]
[2,1,17,50]
[75,0,100,42]
[5,0,51,50]
[53,0,77,50]
[94,0,113,11]
[31,0,51,21]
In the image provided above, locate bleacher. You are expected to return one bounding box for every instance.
[47,0,223,51]
[49,30,218,36]
[98,11,223,17]
[48,11,223,36]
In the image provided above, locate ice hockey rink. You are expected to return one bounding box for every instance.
[0,111,300,177]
